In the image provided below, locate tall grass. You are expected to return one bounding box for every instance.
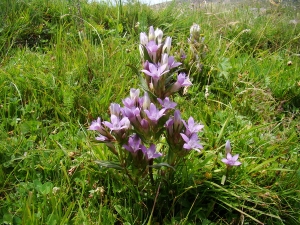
[1,0,299,224]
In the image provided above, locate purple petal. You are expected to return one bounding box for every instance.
[232,154,239,161]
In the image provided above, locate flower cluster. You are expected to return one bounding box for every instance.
[139,26,192,99]
[89,26,204,180]
[89,87,203,167]
[188,23,208,73]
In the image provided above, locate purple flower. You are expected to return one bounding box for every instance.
[180,133,203,152]
[161,54,181,70]
[221,153,242,166]
[95,134,109,142]
[144,103,166,123]
[146,41,160,62]
[121,107,140,121]
[183,117,204,136]
[122,88,141,109]
[168,56,182,70]
[169,73,192,93]
[157,97,177,110]
[122,97,136,109]
[141,62,169,81]
[89,117,103,132]
[123,134,142,154]
[103,115,130,131]
[141,144,163,160]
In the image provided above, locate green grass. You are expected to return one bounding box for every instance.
[1,0,300,224]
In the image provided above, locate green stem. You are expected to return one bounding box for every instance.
[149,159,154,186]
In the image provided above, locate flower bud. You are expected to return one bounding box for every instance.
[109,103,121,116]
[155,28,163,44]
[140,119,149,129]
[130,88,140,98]
[190,23,201,39]
[173,110,183,132]
[161,53,169,66]
[225,140,231,154]
[148,26,155,41]
[163,37,172,54]
[142,92,151,110]
[140,32,148,45]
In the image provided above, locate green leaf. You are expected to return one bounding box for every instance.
[126,64,140,76]
[95,160,124,170]
[149,163,175,170]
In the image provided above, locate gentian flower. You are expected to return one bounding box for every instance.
[180,133,203,152]
[89,117,110,137]
[146,41,160,61]
[183,117,204,136]
[144,103,166,123]
[169,72,192,93]
[141,144,163,160]
[221,153,242,166]
[89,117,103,132]
[123,134,142,154]
[95,134,109,142]
[121,107,140,121]
[103,115,130,131]
[141,62,169,81]
[167,56,182,70]
[157,97,177,110]
[122,97,136,109]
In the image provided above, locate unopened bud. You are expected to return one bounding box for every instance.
[190,23,201,40]
[225,140,231,154]
[155,28,163,44]
[148,26,155,41]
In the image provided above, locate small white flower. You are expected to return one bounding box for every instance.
[52,187,60,195]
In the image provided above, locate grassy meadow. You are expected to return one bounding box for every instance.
[0,0,300,224]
